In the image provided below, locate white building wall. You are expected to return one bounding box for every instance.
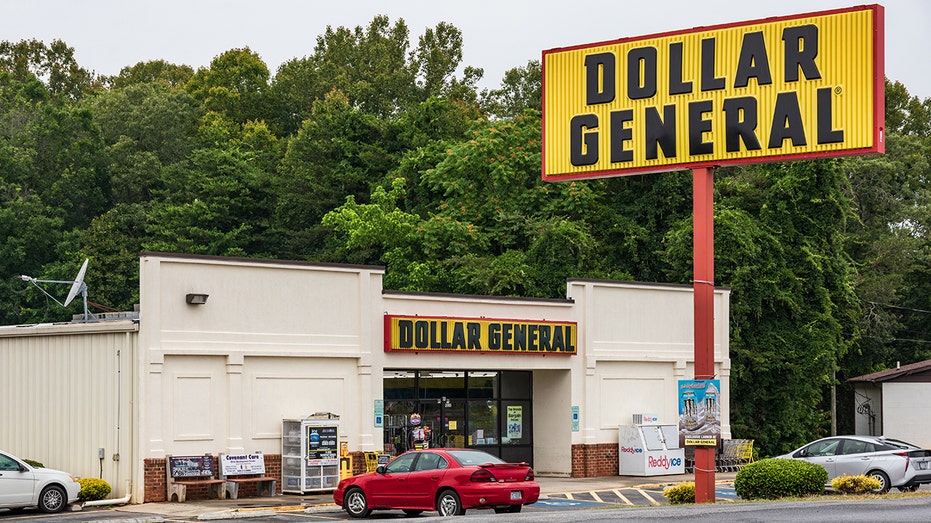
[138,253,383,502]
[882,383,931,448]
[568,280,731,449]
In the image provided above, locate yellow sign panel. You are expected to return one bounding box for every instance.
[384,315,577,355]
[542,5,884,180]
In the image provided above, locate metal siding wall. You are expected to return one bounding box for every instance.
[0,326,137,498]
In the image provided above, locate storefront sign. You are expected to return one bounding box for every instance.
[384,315,577,355]
[678,380,721,446]
[542,5,884,180]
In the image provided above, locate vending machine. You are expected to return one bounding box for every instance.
[282,413,341,493]
[618,415,685,476]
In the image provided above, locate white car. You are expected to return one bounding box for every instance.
[777,435,931,493]
[0,450,81,513]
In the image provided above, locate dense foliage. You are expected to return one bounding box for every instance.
[734,459,828,499]
[830,474,881,494]
[77,477,112,501]
[2,19,930,457]
[663,481,696,504]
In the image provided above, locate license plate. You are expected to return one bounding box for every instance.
[510,490,522,501]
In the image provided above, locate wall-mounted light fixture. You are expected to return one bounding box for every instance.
[185,293,209,305]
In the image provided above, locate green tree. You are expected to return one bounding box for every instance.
[186,47,270,124]
[0,39,95,100]
[481,60,542,119]
[105,60,194,89]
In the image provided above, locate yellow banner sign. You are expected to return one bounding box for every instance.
[384,315,577,355]
[542,5,884,180]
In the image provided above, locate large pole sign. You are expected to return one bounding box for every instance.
[542,5,884,180]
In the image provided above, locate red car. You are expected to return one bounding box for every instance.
[333,448,540,518]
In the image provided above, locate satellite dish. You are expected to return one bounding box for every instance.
[64,259,89,307]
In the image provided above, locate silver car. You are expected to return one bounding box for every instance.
[0,450,81,513]
[777,435,931,493]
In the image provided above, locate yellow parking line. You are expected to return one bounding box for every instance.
[612,489,634,506]
[636,489,660,506]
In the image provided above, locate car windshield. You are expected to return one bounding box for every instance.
[445,449,505,466]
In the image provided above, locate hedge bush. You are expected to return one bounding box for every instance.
[77,477,112,501]
[663,481,695,504]
[734,458,827,500]
[24,458,44,468]
[831,474,881,494]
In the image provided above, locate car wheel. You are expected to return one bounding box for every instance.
[436,489,464,516]
[403,509,424,516]
[38,485,66,513]
[868,470,891,494]
[344,487,371,518]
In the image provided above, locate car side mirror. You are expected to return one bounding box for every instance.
[376,465,386,474]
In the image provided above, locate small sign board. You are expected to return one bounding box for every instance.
[220,453,266,476]
[168,455,215,478]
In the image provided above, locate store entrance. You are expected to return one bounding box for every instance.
[383,370,533,465]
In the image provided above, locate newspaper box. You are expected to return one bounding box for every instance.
[618,422,685,476]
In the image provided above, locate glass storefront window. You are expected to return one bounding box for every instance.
[384,370,416,399]
[383,370,532,463]
[467,371,497,398]
[419,370,465,399]
[468,400,498,446]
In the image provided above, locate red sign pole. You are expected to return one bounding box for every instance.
[693,167,716,503]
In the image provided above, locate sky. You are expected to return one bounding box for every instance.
[1,0,929,100]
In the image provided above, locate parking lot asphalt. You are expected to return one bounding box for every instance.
[107,472,738,520]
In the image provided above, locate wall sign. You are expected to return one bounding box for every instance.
[384,315,577,355]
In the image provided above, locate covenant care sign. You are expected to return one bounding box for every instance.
[542,5,884,180]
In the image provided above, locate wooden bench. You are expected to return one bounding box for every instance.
[219,453,277,499]
[166,455,226,502]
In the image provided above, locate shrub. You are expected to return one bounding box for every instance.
[663,481,695,504]
[831,474,881,494]
[77,477,112,501]
[734,458,827,500]
[24,458,44,468]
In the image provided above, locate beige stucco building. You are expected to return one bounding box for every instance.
[0,252,730,503]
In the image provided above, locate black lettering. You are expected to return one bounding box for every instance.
[467,322,482,350]
[769,92,807,148]
[430,321,441,349]
[610,110,634,162]
[570,114,599,166]
[398,320,413,348]
[539,325,552,351]
[585,52,616,104]
[817,87,843,143]
[688,100,714,156]
[488,323,501,350]
[502,323,513,350]
[783,25,820,82]
[700,38,726,91]
[552,326,565,352]
[452,323,466,349]
[734,31,772,88]
[513,324,526,351]
[415,321,428,348]
[440,322,451,348]
[645,105,677,160]
[566,326,576,353]
[668,42,692,95]
[723,97,761,152]
[627,47,657,100]
[528,325,538,350]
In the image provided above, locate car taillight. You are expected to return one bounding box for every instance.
[525,469,535,481]
[470,468,498,482]
[895,451,910,472]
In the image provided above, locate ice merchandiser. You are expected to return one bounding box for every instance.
[618,416,685,476]
[282,413,341,493]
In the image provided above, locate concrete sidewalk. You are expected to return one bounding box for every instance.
[107,472,737,521]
